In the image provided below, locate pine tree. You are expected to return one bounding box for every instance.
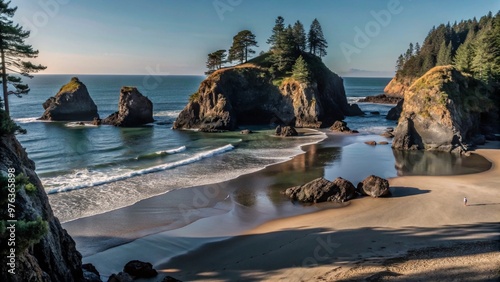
[292,20,306,52]
[307,19,328,57]
[453,43,474,73]
[415,42,421,55]
[436,40,452,65]
[292,55,310,82]
[396,54,405,72]
[267,16,285,49]
[0,0,46,115]
[271,25,296,72]
[404,43,414,62]
[228,30,258,64]
[206,49,227,74]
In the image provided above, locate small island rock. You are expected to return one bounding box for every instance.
[103,87,154,127]
[276,125,298,137]
[40,77,99,121]
[123,260,157,278]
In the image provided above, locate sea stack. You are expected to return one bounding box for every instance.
[173,53,349,131]
[40,77,99,121]
[103,87,154,127]
[392,66,493,153]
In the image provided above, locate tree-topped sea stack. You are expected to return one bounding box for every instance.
[392,66,494,153]
[40,77,99,121]
[103,87,154,127]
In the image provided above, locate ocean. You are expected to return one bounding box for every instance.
[9,75,489,224]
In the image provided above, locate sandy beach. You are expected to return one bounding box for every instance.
[156,143,500,281]
[74,138,500,281]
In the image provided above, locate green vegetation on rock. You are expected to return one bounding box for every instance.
[58,77,81,94]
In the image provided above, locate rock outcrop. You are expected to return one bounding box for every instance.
[357,175,391,197]
[40,77,99,121]
[359,94,402,104]
[103,87,154,127]
[0,134,86,281]
[347,103,365,116]
[386,99,404,120]
[383,76,415,98]
[275,125,298,137]
[392,66,494,153]
[330,120,355,133]
[174,54,349,131]
[284,177,356,203]
[123,260,158,278]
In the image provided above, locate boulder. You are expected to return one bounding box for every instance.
[40,77,99,121]
[174,54,349,131]
[108,272,133,282]
[357,175,391,197]
[82,263,101,282]
[123,260,158,278]
[91,117,102,126]
[284,177,356,203]
[364,141,377,146]
[276,125,298,137]
[103,87,154,127]
[346,103,365,116]
[330,120,355,133]
[380,131,394,138]
[370,111,380,115]
[162,276,183,282]
[240,129,253,134]
[392,66,493,153]
[378,141,389,145]
[386,99,404,120]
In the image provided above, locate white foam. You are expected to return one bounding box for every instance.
[347,97,365,104]
[154,110,181,118]
[156,146,187,155]
[64,122,98,128]
[14,117,43,123]
[46,144,235,194]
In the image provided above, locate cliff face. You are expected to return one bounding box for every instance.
[392,66,493,153]
[384,76,416,98]
[0,134,84,281]
[40,77,99,121]
[174,59,349,131]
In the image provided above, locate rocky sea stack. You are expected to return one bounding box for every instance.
[392,66,495,153]
[173,53,349,131]
[40,77,99,121]
[103,87,154,127]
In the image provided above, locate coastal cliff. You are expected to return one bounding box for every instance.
[392,66,494,153]
[173,54,349,131]
[0,132,85,281]
[383,76,415,98]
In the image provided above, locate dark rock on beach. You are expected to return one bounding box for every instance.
[123,260,158,278]
[365,141,377,146]
[285,177,356,203]
[357,175,391,198]
[82,263,102,282]
[103,87,154,127]
[40,77,99,121]
[107,272,133,282]
[330,120,355,133]
[276,125,298,137]
[162,276,183,282]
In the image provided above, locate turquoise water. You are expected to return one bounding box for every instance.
[9,76,489,222]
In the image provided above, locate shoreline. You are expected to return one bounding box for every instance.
[158,143,500,281]
[70,135,499,281]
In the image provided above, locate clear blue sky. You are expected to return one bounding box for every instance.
[10,0,500,76]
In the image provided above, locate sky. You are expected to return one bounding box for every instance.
[9,0,500,77]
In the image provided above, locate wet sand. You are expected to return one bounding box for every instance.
[67,137,500,281]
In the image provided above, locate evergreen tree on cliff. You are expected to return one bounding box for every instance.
[307,19,328,58]
[206,49,227,74]
[0,0,46,115]
[267,16,285,49]
[229,30,258,64]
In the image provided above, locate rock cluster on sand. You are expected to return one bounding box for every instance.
[40,77,99,121]
[284,175,391,203]
[174,54,350,131]
[103,87,154,127]
[285,177,356,203]
[392,66,494,153]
